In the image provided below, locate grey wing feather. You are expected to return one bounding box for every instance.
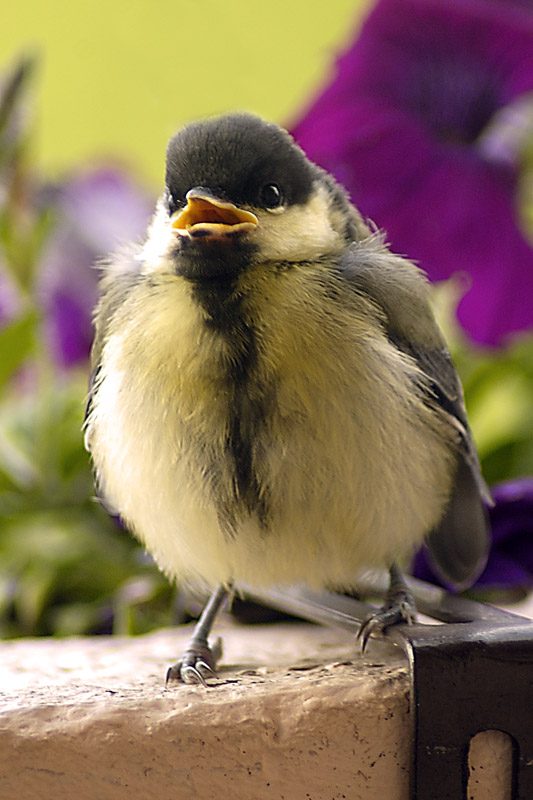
[388,333,490,588]
[340,237,490,588]
[83,260,143,518]
[84,258,142,449]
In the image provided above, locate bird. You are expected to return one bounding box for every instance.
[84,112,490,684]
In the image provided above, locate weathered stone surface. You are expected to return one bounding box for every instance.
[0,622,410,800]
[0,606,526,800]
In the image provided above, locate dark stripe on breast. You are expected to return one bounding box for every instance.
[190,274,271,531]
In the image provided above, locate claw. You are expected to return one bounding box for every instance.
[166,585,229,685]
[179,663,211,687]
[166,656,213,686]
[166,636,223,685]
[357,566,417,652]
[357,602,415,651]
[356,617,376,653]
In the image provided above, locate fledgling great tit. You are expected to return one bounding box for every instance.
[84,113,490,684]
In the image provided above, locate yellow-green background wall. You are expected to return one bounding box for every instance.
[3,0,370,187]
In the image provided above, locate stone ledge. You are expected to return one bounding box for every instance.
[0,620,514,800]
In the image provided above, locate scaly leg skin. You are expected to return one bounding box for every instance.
[166,583,229,686]
[357,563,416,652]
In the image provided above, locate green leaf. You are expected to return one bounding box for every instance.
[0,310,38,388]
[0,55,35,140]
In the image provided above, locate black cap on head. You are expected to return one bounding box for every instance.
[165,113,317,213]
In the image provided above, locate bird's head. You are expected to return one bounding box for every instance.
[141,114,363,279]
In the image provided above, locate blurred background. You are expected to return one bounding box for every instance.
[2,0,367,185]
[0,0,532,639]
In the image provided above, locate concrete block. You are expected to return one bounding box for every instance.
[0,620,513,799]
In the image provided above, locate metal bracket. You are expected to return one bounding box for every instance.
[244,579,533,800]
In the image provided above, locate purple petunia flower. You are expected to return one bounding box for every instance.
[37,168,153,368]
[413,477,533,592]
[291,0,533,346]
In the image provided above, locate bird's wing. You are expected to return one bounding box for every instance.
[339,237,490,588]
[83,261,141,451]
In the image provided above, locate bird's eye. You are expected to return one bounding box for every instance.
[259,183,283,209]
[167,191,181,215]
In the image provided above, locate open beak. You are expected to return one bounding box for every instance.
[171,189,258,239]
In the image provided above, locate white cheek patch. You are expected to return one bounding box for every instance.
[139,201,176,273]
[254,185,343,263]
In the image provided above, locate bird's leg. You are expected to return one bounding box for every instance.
[357,563,416,651]
[167,583,230,685]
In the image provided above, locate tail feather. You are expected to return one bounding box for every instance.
[426,455,490,590]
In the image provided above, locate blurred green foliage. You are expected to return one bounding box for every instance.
[0,373,177,638]
[458,336,533,484]
[0,56,177,638]
[432,281,533,485]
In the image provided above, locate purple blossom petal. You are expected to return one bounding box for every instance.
[37,226,99,368]
[291,0,533,346]
[49,289,95,366]
[60,168,153,253]
[37,168,153,368]
[413,477,533,591]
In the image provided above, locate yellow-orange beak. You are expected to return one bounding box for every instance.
[171,190,258,239]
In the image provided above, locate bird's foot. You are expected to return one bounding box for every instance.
[166,636,223,686]
[357,577,416,652]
